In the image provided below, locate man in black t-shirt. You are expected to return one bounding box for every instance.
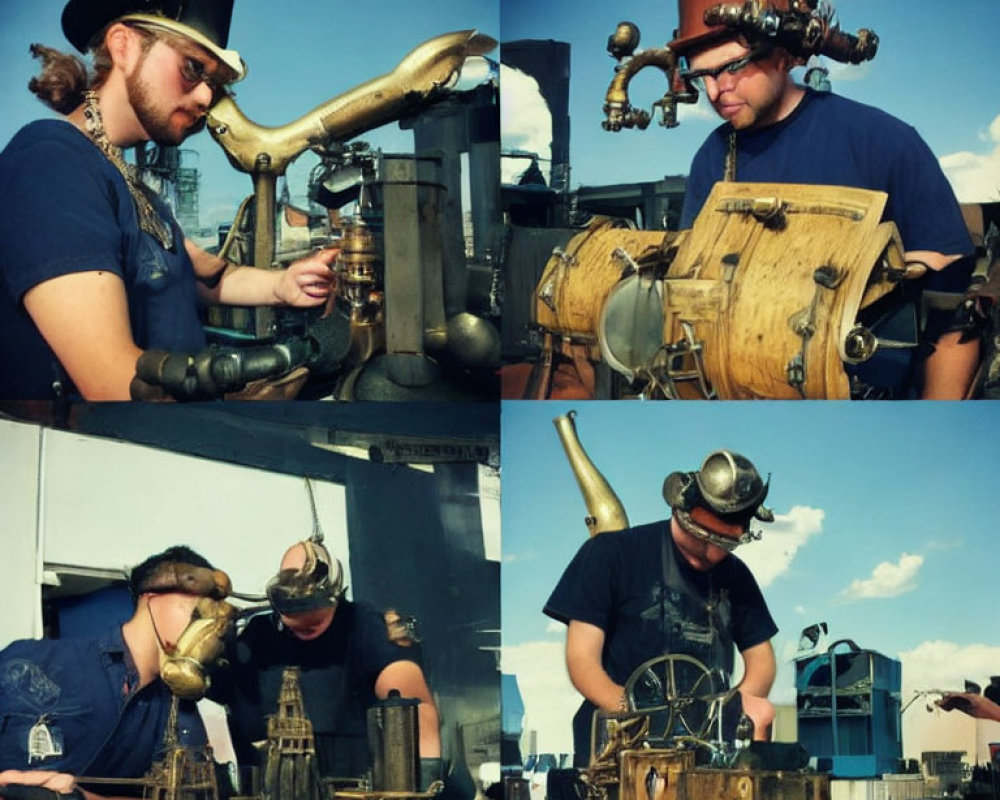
[544,450,778,766]
[213,540,440,784]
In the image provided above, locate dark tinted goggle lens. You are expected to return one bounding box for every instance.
[680,49,767,91]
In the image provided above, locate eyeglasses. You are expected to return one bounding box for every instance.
[176,52,230,97]
[131,24,231,98]
[679,49,768,92]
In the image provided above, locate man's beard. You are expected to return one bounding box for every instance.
[126,67,203,145]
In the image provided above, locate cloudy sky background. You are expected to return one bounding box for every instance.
[499,0,1000,203]
[501,401,1000,762]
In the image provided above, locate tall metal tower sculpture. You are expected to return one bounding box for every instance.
[144,697,221,800]
[263,667,323,800]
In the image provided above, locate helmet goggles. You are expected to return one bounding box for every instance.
[674,506,763,552]
[266,540,344,615]
[664,449,774,551]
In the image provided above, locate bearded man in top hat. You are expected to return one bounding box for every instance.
[0,0,337,403]
[671,0,978,399]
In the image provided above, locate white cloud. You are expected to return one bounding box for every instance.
[737,505,824,587]
[502,641,578,755]
[545,620,564,634]
[898,640,1000,695]
[940,112,1000,203]
[500,65,553,185]
[836,552,923,602]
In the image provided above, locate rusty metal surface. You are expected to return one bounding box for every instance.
[678,768,830,800]
[662,182,902,399]
[619,750,694,800]
[617,749,830,800]
[533,218,674,340]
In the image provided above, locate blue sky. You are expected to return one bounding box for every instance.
[4,1,996,226]
[0,0,499,230]
[501,401,1000,755]
[499,0,1000,201]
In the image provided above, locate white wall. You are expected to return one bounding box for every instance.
[0,418,350,645]
[903,706,1000,767]
[0,419,44,643]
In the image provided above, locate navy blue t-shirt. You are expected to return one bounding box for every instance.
[214,600,419,779]
[0,120,206,400]
[544,521,776,762]
[680,88,973,261]
[0,626,207,776]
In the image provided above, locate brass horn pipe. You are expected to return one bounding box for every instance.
[207,29,497,178]
[207,29,494,269]
[553,410,629,537]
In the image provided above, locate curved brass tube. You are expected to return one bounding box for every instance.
[207,29,497,176]
[553,410,629,536]
[207,28,496,269]
[603,47,680,132]
[602,22,695,132]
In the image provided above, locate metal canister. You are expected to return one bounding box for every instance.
[367,689,420,791]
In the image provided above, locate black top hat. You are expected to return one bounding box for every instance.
[62,0,245,80]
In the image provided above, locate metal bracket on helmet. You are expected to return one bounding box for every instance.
[662,449,773,543]
[265,478,346,615]
[703,1,879,65]
[266,539,345,615]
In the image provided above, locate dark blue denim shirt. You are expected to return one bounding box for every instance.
[0,626,207,777]
[0,120,206,400]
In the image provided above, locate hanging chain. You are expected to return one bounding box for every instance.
[304,477,324,543]
[723,129,738,182]
[82,90,174,250]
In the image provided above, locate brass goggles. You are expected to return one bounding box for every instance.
[679,48,769,92]
[674,507,762,552]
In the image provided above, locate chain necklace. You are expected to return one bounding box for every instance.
[723,129,738,182]
[82,90,174,250]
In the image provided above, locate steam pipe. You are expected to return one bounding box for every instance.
[206,29,497,268]
[207,30,496,177]
[553,410,630,536]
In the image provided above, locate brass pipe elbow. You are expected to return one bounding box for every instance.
[603,48,679,131]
